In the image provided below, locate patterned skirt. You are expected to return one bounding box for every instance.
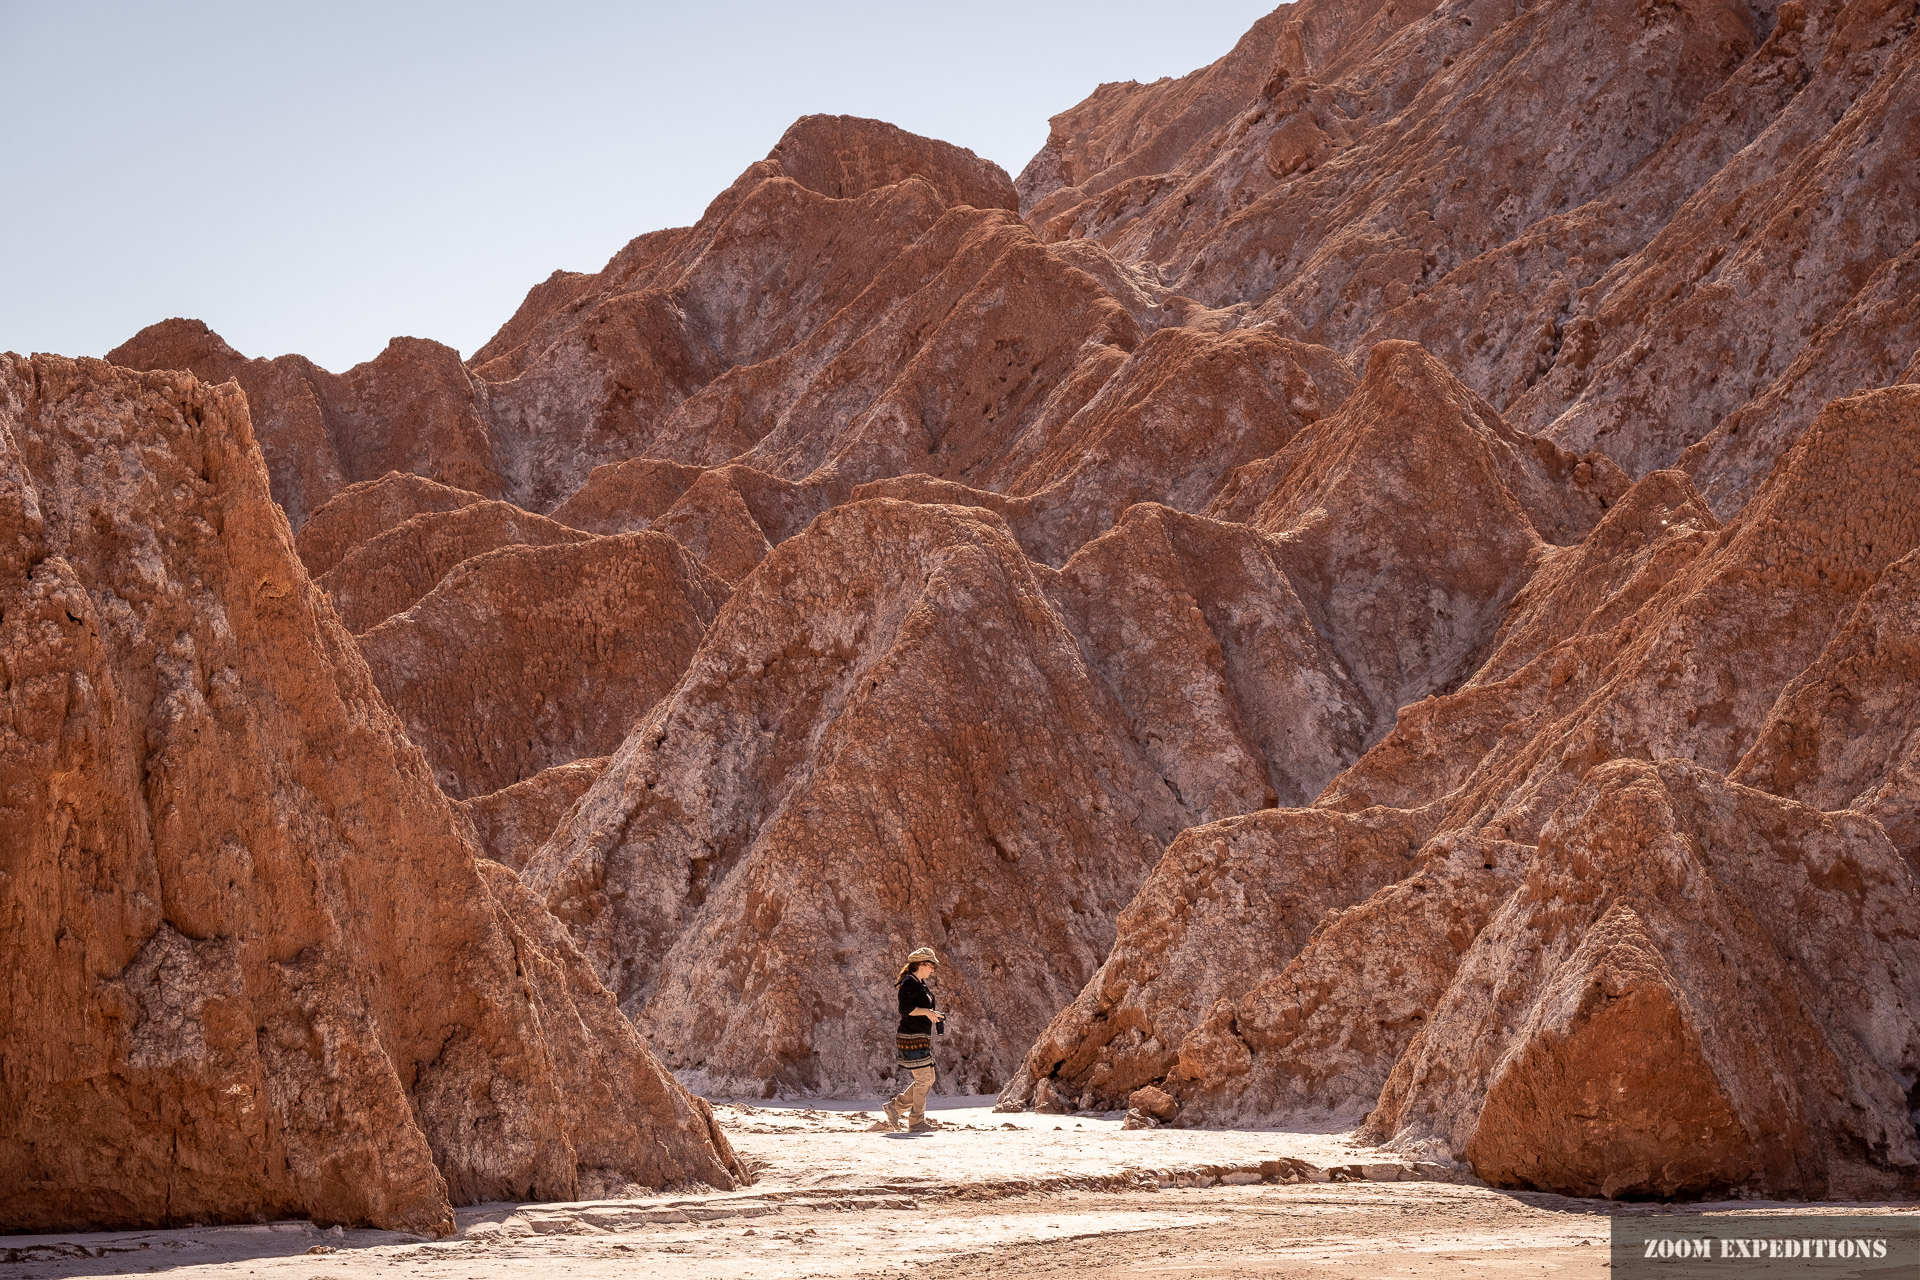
[896,1033,933,1070]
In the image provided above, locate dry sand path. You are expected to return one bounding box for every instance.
[6,1097,1914,1279]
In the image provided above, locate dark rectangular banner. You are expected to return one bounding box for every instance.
[1613,1215,1920,1279]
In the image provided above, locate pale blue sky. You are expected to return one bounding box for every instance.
[1,2,1275,372]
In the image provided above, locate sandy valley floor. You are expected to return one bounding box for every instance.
[7,1098,1915,1280]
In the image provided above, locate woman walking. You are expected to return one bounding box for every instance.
[883,946,943,1132]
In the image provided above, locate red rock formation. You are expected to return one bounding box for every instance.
[1215,341,1624,722]
[469,115,1014,383]
[1005,384,1920,1200]
[316,501,590,634]
[1030,0,1765,347]
[457,757,610,872]
[295,471,487,577]
[463,131,1032,508]
[356,532,726,798]
[644,465,837,584]
[124,124,1301,539]
[1051,503,1371,816]
[525,499,1184,1097]
[998,339,1632,1119]
[980,324,1357,564]
[1001,805,1434,1117]
[636,206,1151,496]
[1180,829,1527,1128]
[1018,2,1421,220]
[1524,8,1920,495]
[768,114,1019,211]
[1020,0,1920,517]
[848,472,1062,562]
[108,320,505,527]
[1316,467,1726,816]
[1443,387,1920,847]
[548,456,704,534]
[1368,759,1920,1200]
[0,356,740,1234]
[522,384,1611,1097]
[1735,545,1920,862]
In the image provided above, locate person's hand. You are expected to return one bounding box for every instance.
[930,1011,944,1022]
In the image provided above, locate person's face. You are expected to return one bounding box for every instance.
[915,963,935,980]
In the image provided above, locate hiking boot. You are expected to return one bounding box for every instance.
[906,1117,941,1132]
[882,1098,905,1129]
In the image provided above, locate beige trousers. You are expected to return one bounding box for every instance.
[891,1064,936,1123]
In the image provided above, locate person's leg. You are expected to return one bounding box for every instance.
[904,1065,935,1124]
[885,1069,917,1126]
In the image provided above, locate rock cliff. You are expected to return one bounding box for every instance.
[0,357,740,1233]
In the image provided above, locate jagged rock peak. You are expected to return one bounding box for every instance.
[767,113,1019,211]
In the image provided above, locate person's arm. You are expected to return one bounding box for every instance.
[902,979,942,1022]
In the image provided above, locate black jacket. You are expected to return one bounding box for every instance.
[897,974,936,1035]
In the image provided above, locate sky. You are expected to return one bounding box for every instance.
[0,2,1276,373]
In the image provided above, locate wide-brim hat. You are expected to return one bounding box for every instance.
[905,946,939,965]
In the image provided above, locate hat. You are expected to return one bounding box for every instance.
[904,946,939,965]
